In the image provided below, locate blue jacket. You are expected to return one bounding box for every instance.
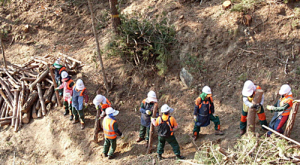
[140,100,158,127]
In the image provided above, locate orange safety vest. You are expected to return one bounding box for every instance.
[59,66,66,74]
[73,84,86,96]
[158,115,174,136]
[66,79,74,90]
[103,117,117,139]
[280,95,293,116]
[195,96,213,114]
[101,99,112,110]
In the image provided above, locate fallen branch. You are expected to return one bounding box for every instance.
[262,125,300,146]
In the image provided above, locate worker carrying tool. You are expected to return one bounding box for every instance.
[102,107,123,159]
[52,58,66,96]
[240,80,268,136]
[72,79,89,129]
[151,104,185,160]
[55,71,74,120]
[193,86,224,141]
[136,90,158,148]
[266,84,294,136]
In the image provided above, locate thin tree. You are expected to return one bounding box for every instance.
[0,31,7,69]
[109,0,121,34]
[87,0,109,93]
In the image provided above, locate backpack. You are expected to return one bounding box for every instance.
[158,116,173,137]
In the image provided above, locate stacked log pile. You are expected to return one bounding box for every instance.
[0,53,83,131]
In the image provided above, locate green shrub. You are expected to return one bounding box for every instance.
[105,14,177,75]
[231,0,261,13]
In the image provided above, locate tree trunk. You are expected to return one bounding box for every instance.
[32,101,37,119]
[284,102,300,137]
[12,90,19,127]
[109,0,121,34]
[247,89,263,133]
[49,67,62,107]
[43,84,54,104]
[0,88,13,110]
[87,0,109,94]
[147,103,158,154]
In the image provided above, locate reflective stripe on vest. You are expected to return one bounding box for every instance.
[103,117,117,139]
[280,95,293,116]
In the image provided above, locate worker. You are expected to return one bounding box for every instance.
[93,94,112,118]
[52,58,66,96]
[193,86,224,141]
[266,84,294,136]
[136,90,158,148]
[151,104,185,160]
[102,107,123,159]
[55,71,74,120]
[72,79,89,129]
[240,80,268,136]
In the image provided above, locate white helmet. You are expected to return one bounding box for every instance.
[105,107,119,116]
[242,80,255,96]
[75,79,85,90]
[93,95,104,106]
[161,104,174,113]
[54,58,62,68]
[61,71,68,79]
[146,90,157,103]
[279,84,292,95]
[202,86,212,94]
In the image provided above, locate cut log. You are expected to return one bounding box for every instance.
[0,103,6,118]
[0,77,14,101]
[247,89,264,133]
[29,68,49,91]
[7,78,21,90]
[12,90,20,127]
[36,100,41,110]
[37,107,42,118]
[0,120,11,127]
[51,93,57,104]
[32,101,37,119]
[0,116,13,121]
[14,94,21,132]
[147,103,158,154]
[49,66,62,107]
[20,77,36,81]
[284,102,300,137]
[22,110,31,124]
[243,15,252,26]
[37,83,46,116]
[222,1,231,10]
[0,88,13,110]
[59,53,83,64]
[43,84,54,104]
[21,90,38,113]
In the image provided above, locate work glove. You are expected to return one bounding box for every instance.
[266,105,275,110]
[95,105,99,110]
[146,110,152,115]
[121,134,124,139]
[55,87,60,91]
[194,115,197,122]
[251,104,260,110]
[84,103,88,108]
[151,117,156,123]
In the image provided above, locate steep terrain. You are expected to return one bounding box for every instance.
[1,0,300,164]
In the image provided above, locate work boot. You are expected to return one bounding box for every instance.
[64,108,69,116]
[240,129,246,136]
[72,120,79,124]
[108,155,115,159]
[215,130,224,135]
[136,137,145,142]
[157,154,163,161]
[176,155,185,160]
[81,123,85,130]
[102,153,108,157]
[70,115,73,120]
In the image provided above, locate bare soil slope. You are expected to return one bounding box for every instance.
[1,0,300,164]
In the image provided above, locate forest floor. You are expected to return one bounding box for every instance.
[1,0,300,164]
